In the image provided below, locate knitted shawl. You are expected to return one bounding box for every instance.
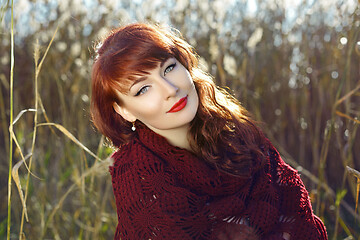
[110,126,327,240]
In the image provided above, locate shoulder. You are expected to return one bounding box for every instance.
[260,138,305,189]
[109,138,167,183]
[109,141,134,174]
[264,138,297,173]
[110,141,135,166]
[109,138,149,174]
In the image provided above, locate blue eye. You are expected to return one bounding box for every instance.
[164,63,176,75]
[135,86,150,96]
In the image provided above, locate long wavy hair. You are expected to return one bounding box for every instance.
[91,23,266,177]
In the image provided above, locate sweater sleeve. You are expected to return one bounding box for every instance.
[267,143,328,240]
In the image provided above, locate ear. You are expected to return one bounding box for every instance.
[113,102,137,122]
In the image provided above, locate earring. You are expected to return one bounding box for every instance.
[131,121,136,131]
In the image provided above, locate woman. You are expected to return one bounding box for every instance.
[91,23,328,240]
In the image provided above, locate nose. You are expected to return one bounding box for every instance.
[159,77,178,99]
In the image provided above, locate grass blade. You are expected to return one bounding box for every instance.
[11,109,41,178]
[335,81,360,107]
[10,129,41,180]
[336,111,360,124]
[7,0,14,239]
[346,166,360,213]
[37,123,102,161]
[11,154,32,222]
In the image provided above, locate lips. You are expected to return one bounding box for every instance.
[167,96,188,113]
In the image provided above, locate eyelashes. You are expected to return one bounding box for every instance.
[164,62,176,75]
[135,85,150,96]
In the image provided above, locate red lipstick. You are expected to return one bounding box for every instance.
[167,96,188,113]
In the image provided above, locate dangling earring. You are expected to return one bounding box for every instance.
[131,121,136,131]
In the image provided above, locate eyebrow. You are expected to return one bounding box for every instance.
[129,76,148,90]
[160,59,168,68]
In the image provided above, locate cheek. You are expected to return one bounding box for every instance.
[129,97,163,120]
[178,71,195,90]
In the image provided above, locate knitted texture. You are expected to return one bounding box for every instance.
[110,126,328,240]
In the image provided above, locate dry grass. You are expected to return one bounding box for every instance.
[1,0,360,239]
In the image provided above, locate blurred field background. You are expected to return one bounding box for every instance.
[1,0,360,239]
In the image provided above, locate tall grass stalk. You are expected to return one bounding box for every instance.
[7,0,14,239]
[316,86,343,216]
[331,24,360,239]
[19,28,58,239]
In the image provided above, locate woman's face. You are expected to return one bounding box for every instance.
[113,57,199,135]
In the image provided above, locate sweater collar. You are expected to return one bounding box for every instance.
[135,125,250,196]
[136,125,202,168]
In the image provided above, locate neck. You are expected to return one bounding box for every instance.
[146,124,192,152]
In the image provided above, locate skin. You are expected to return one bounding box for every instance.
[113,57,199,151]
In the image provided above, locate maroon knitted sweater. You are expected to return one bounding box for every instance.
[110,126,327,240]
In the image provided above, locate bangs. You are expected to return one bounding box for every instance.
[95,23,196,97]
[113,52,173,94]
[116,48,174,94]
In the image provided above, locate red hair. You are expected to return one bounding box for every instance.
[91,23,266,177]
